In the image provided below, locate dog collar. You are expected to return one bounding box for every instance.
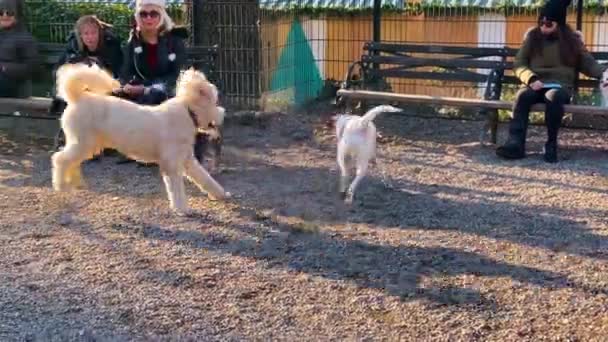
[187,108,199,129]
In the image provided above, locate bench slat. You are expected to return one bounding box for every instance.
[369,69,489,83]
[501,75,599,88]
[364,42,515,58]
[363,55,511,70]
[365,42,608,61]
[0,97,53,114]
[337,89,608,116]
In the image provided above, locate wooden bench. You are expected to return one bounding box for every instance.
[336,42,608,144]
[0,43,219,119]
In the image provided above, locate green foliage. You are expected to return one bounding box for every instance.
[259,0,608,17]
[24,0,186,43]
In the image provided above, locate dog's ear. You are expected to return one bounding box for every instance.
[199,83,218,104]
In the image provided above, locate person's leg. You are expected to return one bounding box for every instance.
[543,88,570,163]
[193,132,207,164]
[496,87,542,159]
[137,88,168,106]
[0,75,17,97]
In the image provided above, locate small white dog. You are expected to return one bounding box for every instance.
[599,69,608,107]
[335,105,402,204]
[52,63,230,215]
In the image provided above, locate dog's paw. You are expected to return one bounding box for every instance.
[208,191,231,201]
[344,191,354,205]
[53,182,70,192]
[174,207,195,217]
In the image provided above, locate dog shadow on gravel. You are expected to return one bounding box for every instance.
[216,156,608,263]
[106,209,607,311]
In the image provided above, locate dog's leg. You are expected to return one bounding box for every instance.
[162,172,190,215]
[66,164,86,189]
[336,145,349,199]
[51,143,90,191]
[209,138,222,175]
[183,156,230,201]
[345,160,368,205]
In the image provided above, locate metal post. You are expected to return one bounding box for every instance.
[573,0,584,100]
[576,0,583,31]
[373,0,381,43]
[191,0,203,45]
[372,0,382,70]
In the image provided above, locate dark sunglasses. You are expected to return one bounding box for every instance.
[540,20,555,28]
[139,10,160,19]
[0,9,15,16]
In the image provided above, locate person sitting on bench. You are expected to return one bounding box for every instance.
[113,0,188,166]
[496,0,606,163]
[117,0,187,106]
[50,15,124,115]
[0,0,38,98]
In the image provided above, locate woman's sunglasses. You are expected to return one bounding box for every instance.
[540,20,555,28]
[0,9,15,17]
[139,10,160,19]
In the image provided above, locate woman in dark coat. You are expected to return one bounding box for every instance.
[0,0,38,98]
[50,15,124,115]
[496,0,606,163]
[114,0,189,165]
[118,0,187,105]
[55,15,123,78]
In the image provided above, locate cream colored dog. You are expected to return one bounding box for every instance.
[599,69,608,107]
[52,63,230,215]
[336,105,402,204]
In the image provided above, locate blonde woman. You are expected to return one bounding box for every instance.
[56,15,123,78]
[118,0,188,105]
[51,15,123,116]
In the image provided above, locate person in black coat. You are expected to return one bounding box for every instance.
[117,0,187,106]
[0,0,39,98]
[50,15,124,115]
[112,0,190,165]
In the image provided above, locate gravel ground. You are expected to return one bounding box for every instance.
[0,110,607,341]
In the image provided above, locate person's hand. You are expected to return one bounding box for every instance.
[87,56,99,64]
[530,80,544,91]
[124,84,145,96]
[575,30,584,44]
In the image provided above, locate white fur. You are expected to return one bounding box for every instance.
[335,105,402,204]
[52,63,230,215]
[599,69,608,107]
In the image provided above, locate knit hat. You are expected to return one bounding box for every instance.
[134,0,174,31]
[539,0,571,26]
[135,0,166,10]
[0,0,18,11]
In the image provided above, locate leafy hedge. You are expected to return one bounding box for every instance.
[24,0,187,43]
[259,0,608,17]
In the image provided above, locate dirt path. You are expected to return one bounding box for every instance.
[1,112,607,341]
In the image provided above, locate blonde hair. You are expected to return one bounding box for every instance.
[135,5,175,34]
[74,15,111,51]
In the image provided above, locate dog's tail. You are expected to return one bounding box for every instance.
[56,63,119,104]
[359,105,402,126]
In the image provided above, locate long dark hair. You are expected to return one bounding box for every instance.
[527,23,584,67]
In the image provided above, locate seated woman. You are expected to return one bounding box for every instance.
[50,15,123,114]
[0,0,38,98]
[496,0,606,163]
[118,0,187,105]
[57,15,123,76]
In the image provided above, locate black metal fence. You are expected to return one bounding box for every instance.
[21,0,608,109]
